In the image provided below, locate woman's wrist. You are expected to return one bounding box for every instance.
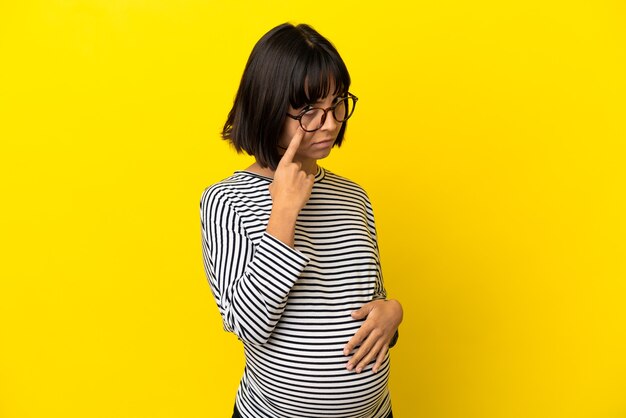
[387,299,403,320]
[266,206,299,247]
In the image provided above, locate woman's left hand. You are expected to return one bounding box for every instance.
[343,299,403,374]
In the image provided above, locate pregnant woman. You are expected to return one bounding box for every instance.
[200,22,403,418]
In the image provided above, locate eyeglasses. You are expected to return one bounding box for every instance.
[285,93,358,132]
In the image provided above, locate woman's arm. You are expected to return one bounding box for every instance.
[344,299,403,373]
[266,127,314,247]
[342,193,404,373]
[200,128,314,346]
[201,188,309,346]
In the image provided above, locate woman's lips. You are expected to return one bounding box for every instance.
[312,138,335,146]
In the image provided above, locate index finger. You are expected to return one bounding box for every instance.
[279,127,305,165]
[344,324,369,356]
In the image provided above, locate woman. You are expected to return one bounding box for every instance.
[200,22,403,418]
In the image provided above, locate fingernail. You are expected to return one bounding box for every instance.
[346,362,353,371]
[356,367,363,373]
[372,367,378,374]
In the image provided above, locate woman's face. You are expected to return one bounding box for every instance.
[278,91,344,163]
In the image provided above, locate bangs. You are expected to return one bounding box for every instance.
[222,22,352,170]
[289,47,351,108]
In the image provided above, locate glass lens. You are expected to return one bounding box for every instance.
[300,108,324,131]
[333,97,354,122]
[297,96,355,131]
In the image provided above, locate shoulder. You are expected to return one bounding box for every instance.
[320,168,371,203]
[200,174,235,207]
[200,172,268,212]
[200,172,255,207]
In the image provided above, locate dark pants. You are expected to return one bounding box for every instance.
[233,404,393,418]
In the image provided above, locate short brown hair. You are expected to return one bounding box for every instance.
[222,23,351,169]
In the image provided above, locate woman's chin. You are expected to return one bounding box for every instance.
[311,149,333,160]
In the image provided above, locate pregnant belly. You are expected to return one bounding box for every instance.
[241,327,391,418]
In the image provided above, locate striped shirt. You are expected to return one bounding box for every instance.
[200,166,392,418]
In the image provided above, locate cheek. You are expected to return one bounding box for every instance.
[279,121,305,147]
[278,127,292,148]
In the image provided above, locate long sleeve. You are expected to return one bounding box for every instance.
[364,195,387,301]
[364,194,400,348]
[199,168,394,418]
[200,186,309,346]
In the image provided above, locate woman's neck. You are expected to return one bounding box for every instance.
[298,159,318,176]
[246,159,318,178]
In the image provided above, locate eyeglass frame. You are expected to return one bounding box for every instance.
[285,92,358,132]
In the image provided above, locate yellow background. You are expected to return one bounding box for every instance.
[1,1,625,417]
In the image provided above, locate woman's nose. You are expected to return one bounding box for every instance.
[320,110,338,131]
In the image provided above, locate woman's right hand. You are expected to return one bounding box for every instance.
[266,127,314,248]
[268,127,315,213]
